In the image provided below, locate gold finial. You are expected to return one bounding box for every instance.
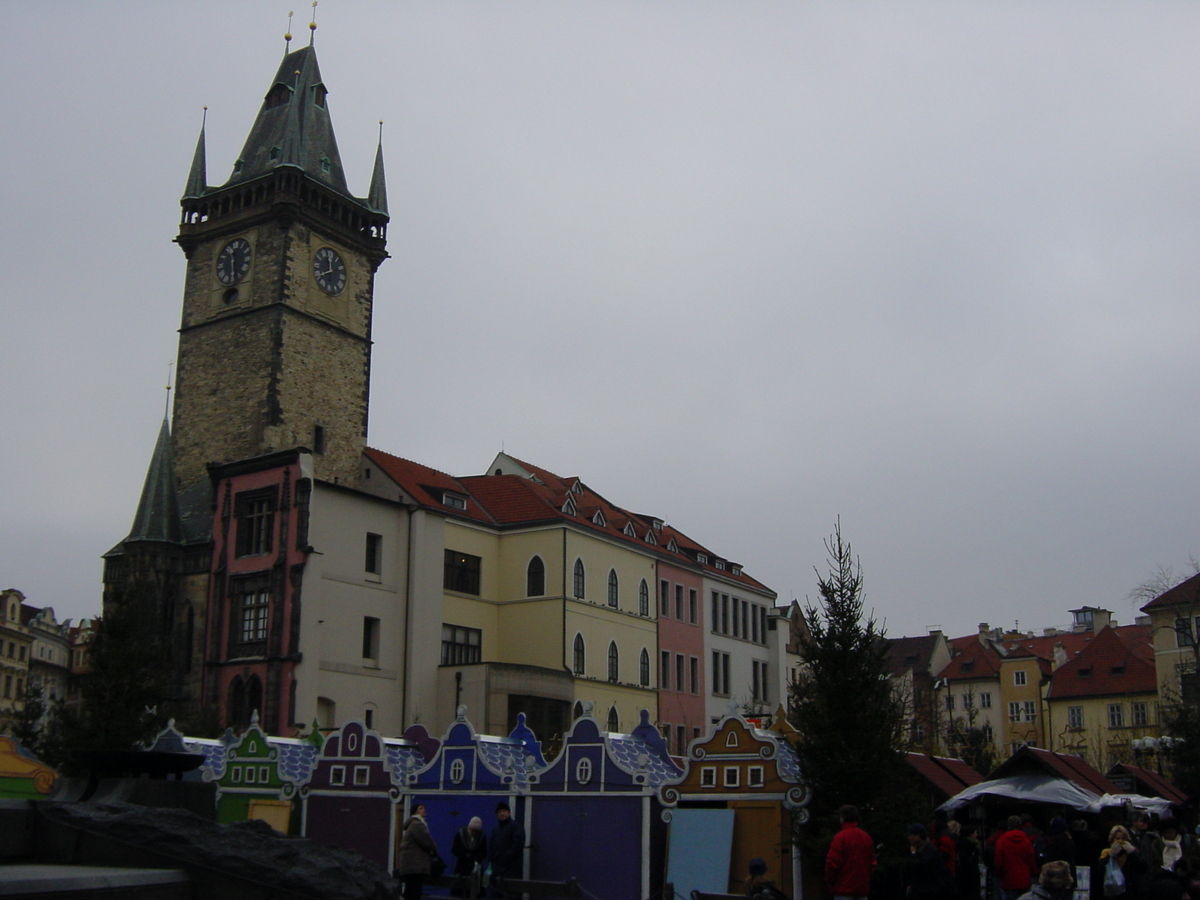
[309,0,317,45]
[285,11,293,49]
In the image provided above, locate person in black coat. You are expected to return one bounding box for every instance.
[488,801,526,899]
[452,816,487,897]
[908,824,949,900]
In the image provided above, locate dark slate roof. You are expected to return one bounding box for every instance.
[122,417,184,545]
[884,634,940,677]
[367,137,387,214]
[183,122,206,200]
[222,47,351,197]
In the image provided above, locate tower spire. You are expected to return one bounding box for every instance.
[122,417,185,545]
[182,107,207,200]
[367,121,388,215]
[309,0,318,46]
[284,10,294,53]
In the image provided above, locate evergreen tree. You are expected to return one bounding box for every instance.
[43,583,169,772]
[789,521,921,865]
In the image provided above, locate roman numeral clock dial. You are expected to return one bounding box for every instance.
[216,238,252,285]
[313,247,346,295]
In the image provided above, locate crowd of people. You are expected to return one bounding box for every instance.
[812,807,1200,900]
[394,800,526,900]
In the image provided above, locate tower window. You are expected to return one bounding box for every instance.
[265,83,292,109]
[313,425,326,454]
[526,556,545,597]
[320,156,331,174]
[239,591,269,644]
[573,559,585,599]
[573,634,585,675]
[269,146,281,161]
[235,491,275,557]
[365,533,382,575]
[313,84,328,108]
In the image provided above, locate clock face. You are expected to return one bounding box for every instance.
[216,238,252,285]
[313,247,347,295]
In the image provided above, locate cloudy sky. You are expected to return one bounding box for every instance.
[3,3,1198,640]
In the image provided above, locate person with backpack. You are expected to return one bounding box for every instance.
[745,857,787,900]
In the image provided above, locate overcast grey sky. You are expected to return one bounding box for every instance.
[3,3,1198,639]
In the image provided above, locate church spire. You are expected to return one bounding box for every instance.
[224,45,350,196]
[367,124,388,215]
[182,109,208,200]
[123,417,185,545]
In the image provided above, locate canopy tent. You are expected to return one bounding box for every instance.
[939,773,1177,816]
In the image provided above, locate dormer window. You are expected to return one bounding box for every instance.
[1111,665,1125,676]
[320,156,332,174]
[715,560,726,571]
[312,83,328,108]
[265,83,292,109]
[592,510,606,527]
[623,523,636,537]
[442,492,467,511]
[562,497,577,516]
[1078,666,1092,677]
[960,661,974,673]
[667,538,678,553]
[269,146,281,161]
[697,553,708,565]
[570,481,583,495]
[233,158,245,174]
[731,565,741,576]
[645,529,657,546]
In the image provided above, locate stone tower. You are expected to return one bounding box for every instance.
[173,45,388,506]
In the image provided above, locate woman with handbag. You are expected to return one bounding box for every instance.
[397,803,442,900]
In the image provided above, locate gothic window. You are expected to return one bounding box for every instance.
[608,642,619,683]
[239,591,269,644]
[607,569,619,608]
[527,556,545,597]
[640,649,650,686]
[639,580,649,616]
[235,490,275,557]
[607,706,620,732]
[573,559,585,599]
[573,634,585,675]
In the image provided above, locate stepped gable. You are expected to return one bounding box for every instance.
[1141,571,1200,612]
[1045,625,1155,700]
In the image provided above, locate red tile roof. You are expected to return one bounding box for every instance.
[1142,572,1200,613]
[905,753,982,799]
[940,637,1002,681]
[1045,625,1156,700]
[365,447,773,594]
[1108,763,1188,805]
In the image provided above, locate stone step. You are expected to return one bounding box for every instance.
[0,863,191,899]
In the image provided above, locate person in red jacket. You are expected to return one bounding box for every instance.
[994,815,1039,900]
[826,805,878,900]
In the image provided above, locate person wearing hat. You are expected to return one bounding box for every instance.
[488,801,526,899]
[906,823,948,900]
[1018,860,1075,900]
[745,857,785,900]
[451,816,488,898]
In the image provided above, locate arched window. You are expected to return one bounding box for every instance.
[607,569,619,608]
[607,705,620,732]
[607,641,619,683]
[573,558,585,599]
[246,675,263,726]
[527,556,545,597]
[228,676,246,729]
[639,648,650,687]
[639,579,649,616]
[573,634,585,675]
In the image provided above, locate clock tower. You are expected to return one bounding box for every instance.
[173,44,388,509]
